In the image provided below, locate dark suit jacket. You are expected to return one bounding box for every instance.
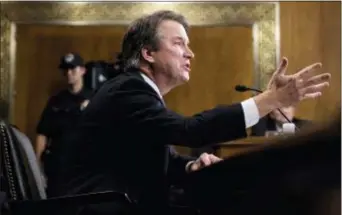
[251,115,311,137]
[57,68,247,205]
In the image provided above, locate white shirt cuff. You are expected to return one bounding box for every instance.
[241,98,260,128]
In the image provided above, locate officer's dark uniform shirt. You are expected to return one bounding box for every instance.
[36,88,93,163]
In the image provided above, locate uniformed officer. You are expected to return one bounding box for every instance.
[35,53,93,196]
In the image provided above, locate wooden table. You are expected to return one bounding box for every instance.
[174,136,282,158]
[213,136,278,158]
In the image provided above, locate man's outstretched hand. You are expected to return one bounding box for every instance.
[186,153,223,172]
[267,57,331,107]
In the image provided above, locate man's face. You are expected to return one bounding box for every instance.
[147,20,194,86]
[270,106,295,124]
[62,66,85,85]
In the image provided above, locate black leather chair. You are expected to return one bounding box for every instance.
[0,120,132,215]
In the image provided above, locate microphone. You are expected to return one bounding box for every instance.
[235,85,263,93]
[234,85,299,131]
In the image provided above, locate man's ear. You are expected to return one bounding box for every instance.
[141,47,155,64]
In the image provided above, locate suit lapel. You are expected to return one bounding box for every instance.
[127,69,171,179]
[127,69,165,106]
[158,99,170,176]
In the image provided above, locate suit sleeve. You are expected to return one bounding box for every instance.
[167,147,195,185]
[250,116,268,137]
[113,78,247,148]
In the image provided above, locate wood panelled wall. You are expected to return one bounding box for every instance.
[280,2,341,123]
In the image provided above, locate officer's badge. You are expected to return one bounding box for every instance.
[98,74,107,83]
[65,53,74,63]
[80,99,90,111]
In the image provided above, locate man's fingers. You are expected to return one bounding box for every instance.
[301,82,329,95]
[199,153,211,166]
[302,92,322,100]
[295,62,322,80]
[304,73,331,87]
[190,153,223,172]
[208,154,222,163]
[199,153,222,167]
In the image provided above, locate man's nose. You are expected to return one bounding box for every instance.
[185,46,195,59]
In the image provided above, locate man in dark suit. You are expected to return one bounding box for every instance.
[251,105,312,136]
[56,10,330,214]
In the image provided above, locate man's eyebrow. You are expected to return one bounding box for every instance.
[173,36,190,44]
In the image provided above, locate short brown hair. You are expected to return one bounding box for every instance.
[120,10,189,70]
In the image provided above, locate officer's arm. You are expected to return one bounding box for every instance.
[35,134,48,161]
[35,97,54,162]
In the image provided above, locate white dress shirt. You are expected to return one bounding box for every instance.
[140,73,260,128]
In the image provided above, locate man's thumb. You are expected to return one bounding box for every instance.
[190,162,200,171]
[275,57,288,75]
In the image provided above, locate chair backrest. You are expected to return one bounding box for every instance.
[0,120,46,202]
[10,126,47,199]
[1,120,27,201]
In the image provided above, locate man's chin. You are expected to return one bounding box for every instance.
[68,80,76,85]
[172,73,190,87]
[181,73,190,82]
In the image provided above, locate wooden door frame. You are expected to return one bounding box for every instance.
[0,2,279,122]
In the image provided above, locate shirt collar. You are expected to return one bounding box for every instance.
[140,72,163,99]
